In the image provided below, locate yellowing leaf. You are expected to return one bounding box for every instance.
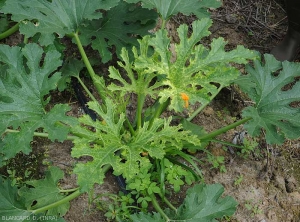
[134,18,259,112]
[71,99,200,192]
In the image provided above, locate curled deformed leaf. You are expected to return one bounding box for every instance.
[71,98,200,192]
[134,18,258,112]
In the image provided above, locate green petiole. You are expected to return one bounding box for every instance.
[149,193,170,221]
[198,117,252,141]
[31,190,81,214]
[0,22,19,40]
[71,32,106,102]
[4,129,78,141]
[136,94,146,129]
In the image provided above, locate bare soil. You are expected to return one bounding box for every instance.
[1,0,299,221]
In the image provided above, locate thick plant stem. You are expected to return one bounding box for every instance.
[159,159,166,197]
[199,117,252,141]
[149,193,169,221]
[71,32,106,102]
[160,19,167,30]
[136,94,146,128]
[32,190,81,214]
[23,36,28,44]
[148,98,170,129]
[4,129,77,140]
[0,23,19,40]
[125,117,135,136]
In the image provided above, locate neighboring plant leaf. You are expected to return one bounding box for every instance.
[131,212,164,222]
[0,0,6,8]
[0,14,9,33]
[71,99,200,192]
[0,173,67,222]
[134,18,259,112]
[19,167,69,216]
[125,0,222,20]
[0,43,76,165]
[80,1,157,63]
[0,177,31,219]
[172,183,237,221]
[181,119,207,138]
[236,54,300,144]
[1,0,120,45]
[181,119,209,152]
[131,183,237,221]
[58,58,85,91]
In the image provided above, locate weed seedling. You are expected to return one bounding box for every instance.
[234,175,244,187]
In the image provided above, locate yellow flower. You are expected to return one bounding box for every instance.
[180,93,189,108]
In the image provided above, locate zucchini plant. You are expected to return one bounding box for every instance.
[0,0,300,221]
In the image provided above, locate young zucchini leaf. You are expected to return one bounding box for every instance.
[134,18,259,112]
[108,45,162,97]
[125,0,222,20]
[0,44,76,166]
[80,1,158,63]
[1,0,120,45]
[236,54,300,144]
[71,99,200,192]
[131,183,237,221]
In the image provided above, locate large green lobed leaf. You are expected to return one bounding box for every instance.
[2,0,157,62]
[0,44,76,165]
[19,167,70,216]
[0,177,31,219]
[2,0,120,45]
[0,167,67,221]
[125,0,222,20]
[236,54,300,144]
[173,183,237,221]
[80,1,158,63]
